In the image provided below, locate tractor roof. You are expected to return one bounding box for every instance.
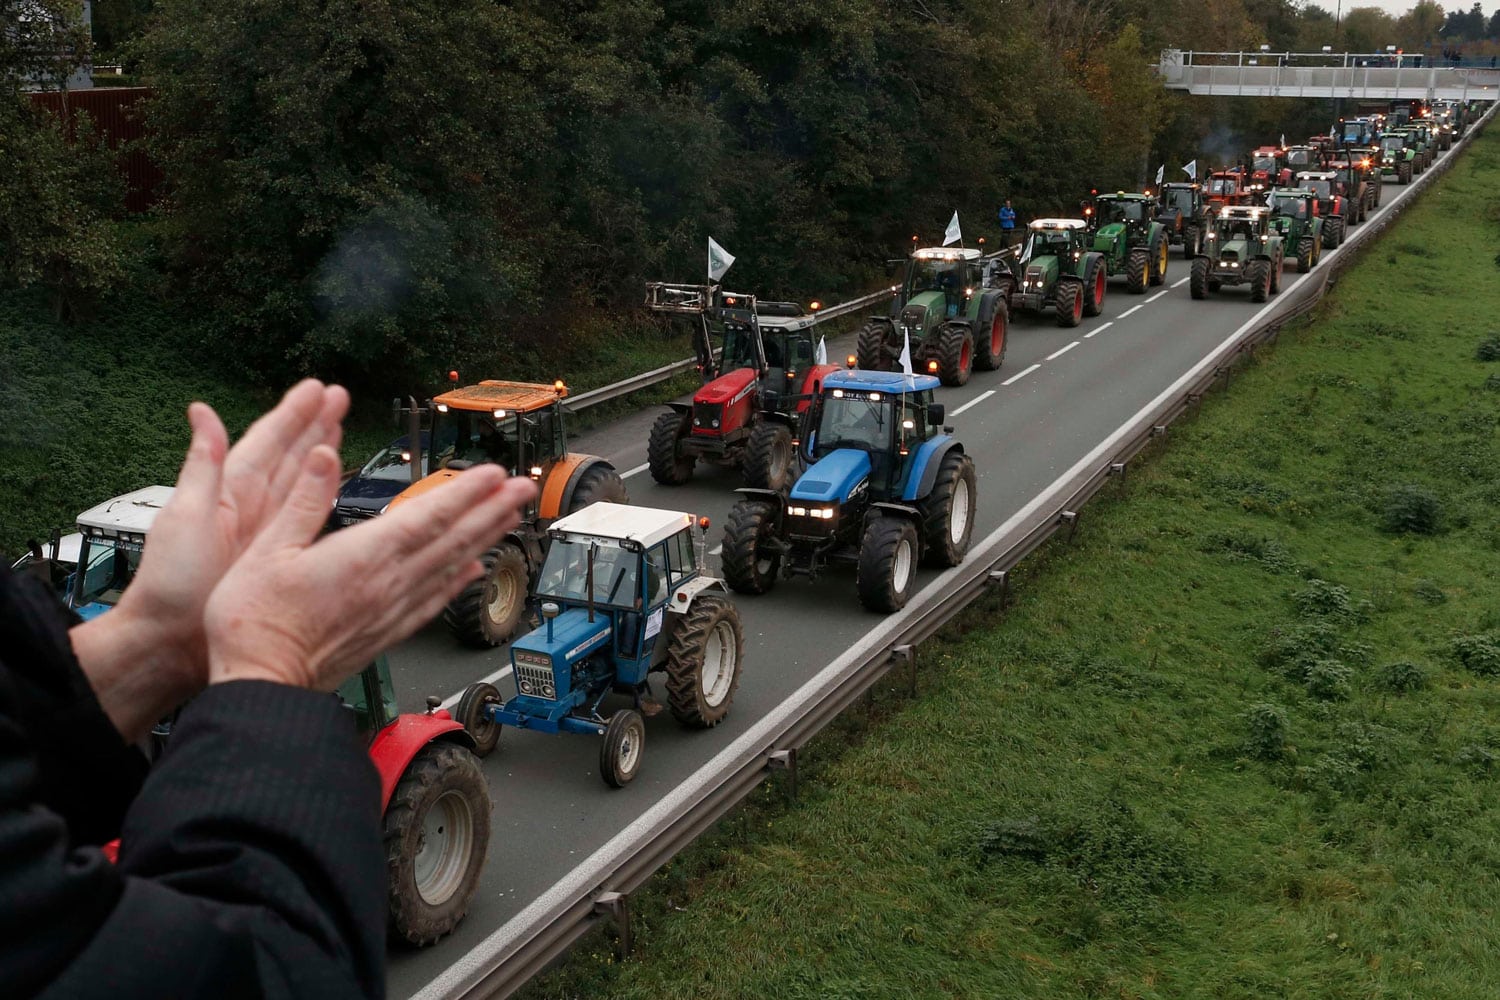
[1028,218,1087,230]
[1296,171,1337,180]
[1270,188,1315,197]
[1161,181,1200,189]
[1096,191,1152,200]
[824,369,941,394]
[76,485,175,536]
[913,247,982,261]
[1218,205,1270,220]
[549,501,695,550]
[433,380,567,414]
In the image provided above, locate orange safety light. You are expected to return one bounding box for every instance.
[448,370,459,382]
[846,353,857,368]
[926,359,939,373]
[724,295,736,305]
[697,516,711,529]
[810,300,823,311]
[553,379,566,393]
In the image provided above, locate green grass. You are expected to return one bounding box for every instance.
[517,128,1500,997]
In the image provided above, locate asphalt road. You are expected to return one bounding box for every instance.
[385,149,1445,997]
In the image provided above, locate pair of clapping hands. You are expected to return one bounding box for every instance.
[69,381,537,742]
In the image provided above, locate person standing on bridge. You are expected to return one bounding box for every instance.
[998,199,1019,247]
[0,380,537,999]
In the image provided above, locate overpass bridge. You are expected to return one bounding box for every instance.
[1160,49,1500,101]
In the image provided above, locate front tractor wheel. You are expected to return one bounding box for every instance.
[721,500,781,595]
[1054,280,1083,328]
[974,305,1008,372]
[1270,253,1283,294]
[743,421,797,492]
[1189,257,1210,300]
[1082,255,1106,317]
[857,516,919,613]
[384,743,491,946]
[1126,248,1149,294]
[1149,232,1168,286]
[935,323,973,387]
[1248,260,1270,303]
[647,411,694,485]
[456,681,502,757]
[600,710,645,788]
[445,543,528,647]
[664,593,744,727]
[1182,224,1200,259]
[1296,236,1315,273]
[920,451,977,568]
[855,320,894,370]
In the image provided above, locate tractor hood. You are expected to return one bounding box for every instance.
[512,606,613,665]
[791,449,871,503]
[1218,238,1253,259]
[695,366,759,407]
[1023,256,1060,285]
[1092,222,1126,251]
[901,290,946,327]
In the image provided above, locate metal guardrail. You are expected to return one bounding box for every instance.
[412,102,1495,1000]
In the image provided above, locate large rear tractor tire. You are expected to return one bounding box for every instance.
[384,743,491,946]
[1054,280,1083,328]
[1270,253,1283,294]
[1082,254,1106,317]
[1398,161,1412,185]
[445,543,528,647]
[1297,236,1315,273]
[743,421,797,492]
[599,710,645,788]
[855,320,893,370]
[566,462,628,515]
[856,516,919,613]
[973,304,1008,372]
[1125,248,1149,294]
[920,451,977,568]
[1324,216,1343,249]
[934,323,973,387]
[1248,260,1270,303]
[647,411,694,485]
[721,500,780,595]
[1148,231,1168,286]
[664,593,744,728]
[1182,224,1200,259]
[1189,257,1210,300]
[456,682,502,757]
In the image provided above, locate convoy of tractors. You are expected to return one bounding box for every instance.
[18,95,1474,948]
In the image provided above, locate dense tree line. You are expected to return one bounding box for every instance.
[0,0,1482,389]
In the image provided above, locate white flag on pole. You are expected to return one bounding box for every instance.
[708,237,736,282]
[1280,133,1286,147]
[1155,164,1165,186]
[815,336,828,365]
[898,328,914,382]
[1182,159,1197,180]
[943,211,961,246]
[1265,189,1276,207]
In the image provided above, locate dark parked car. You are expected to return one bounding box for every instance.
[330,432,435,527]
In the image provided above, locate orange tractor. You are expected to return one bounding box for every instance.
[390,376,627,646]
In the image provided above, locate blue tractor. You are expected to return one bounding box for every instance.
[720,370,977,612]
[455,502,744,788]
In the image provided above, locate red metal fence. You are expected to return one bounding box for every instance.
[28,87,162,214]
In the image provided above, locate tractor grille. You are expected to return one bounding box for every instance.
[692,402,723,433]
[513,652,557,699]
[900,304,926,333]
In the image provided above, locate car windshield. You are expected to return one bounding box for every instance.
[359,438,429,483]
[535,538,641,610]
[813,392,891,458]
[430,409,519,473]
[73,537,141,609]
[1302,179,1332,198]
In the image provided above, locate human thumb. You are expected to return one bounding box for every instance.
[248,445,343,553]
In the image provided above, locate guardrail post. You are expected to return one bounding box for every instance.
[1107,461,1128,492]
[594,891,632,959]
[1060,510,1080,542]
[892,644,917,697]
[768,748,798,801]
[987,568,1009,608]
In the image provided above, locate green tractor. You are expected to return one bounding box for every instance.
[1156,182,1211,258]
[1190,205,1285,303]
[1007,219,1106,327]
[1086,191,1169,292]
[1376,131,1419,184]
[855,245,1014,387]
[1266,188,1324,272]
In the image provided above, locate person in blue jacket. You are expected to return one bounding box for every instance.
[999,198,1019,247]
[1,380,537,999]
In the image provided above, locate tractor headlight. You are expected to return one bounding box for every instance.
[542,683,555,698]
[788,505,808,516]
[711,418,720,428]
[519,679,534,695]
[813,507,836,520]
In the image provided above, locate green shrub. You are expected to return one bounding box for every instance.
[1380,483,1443,534]
[1304,659,1354,701]
[1242,702,1290,761]
[1454,744,1496,774]
[1374,660,1429,693]
[1448,633,1500,676]
[1260,621,1341,679]
[1476,335,1500,362]
[1412,579,1447,605]
[1293,579,1368,623]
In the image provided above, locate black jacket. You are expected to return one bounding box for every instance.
[0,567,386,998]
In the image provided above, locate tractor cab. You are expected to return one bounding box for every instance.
[1283,145,1323,171]
[902,246,982,321]
[1021,219,1087,263]
[1248,147,1289,189]
[1159,183,1203,218]
[1268,189,1318,221]
[70,485,173,621]
[803,370,945,495]
[413,379,569,499]
[1337,117,1376,147]
[1205,171,1247,207]
[10,530,83,597]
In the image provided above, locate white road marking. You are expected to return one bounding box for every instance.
[1083,322,1113,340]
[1171,276,1191,288]
[621,462,650,479]
[710,543,723,556]
[1002,364,1041,386]
[1146,289,1169,302]
[1045,341,1080,361]
[1118,304,1143,318]
[951,390,996,415]
[440,663,514,710]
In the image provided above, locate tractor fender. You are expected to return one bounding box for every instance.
[734,486,784,512]
[541,454,615,520]
[506,526,545,574]
[975,289,1008,330]
[865,500,921,526]
[369,712,475,812]
[667,575,730,614]
[663,402,691,417]
[902,437,963,502]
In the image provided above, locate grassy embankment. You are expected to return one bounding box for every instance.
[520,130,1500,997]
[0,273,704,556]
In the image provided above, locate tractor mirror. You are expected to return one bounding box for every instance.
[928,403,946,426]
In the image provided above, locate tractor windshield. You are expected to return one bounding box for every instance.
[1164,188,1196,213]
[1285,149,1316,168]
[1381,135,1405,154]
[1100,200,1144,223]
[907,259,964,296]
[1208,177,1237,196]
[535,538,643,610]
[812,391,890,458]
[1022,228,1074,262]
[1217,218,1256,241]
[1271,196,1308,218]
[1252,154,1278,172]
[1301,179,1332,198]
[719,325,763,371]
[430,409,520,474]
[71,537,141,610]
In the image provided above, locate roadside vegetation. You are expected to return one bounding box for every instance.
[518,124,1500,999]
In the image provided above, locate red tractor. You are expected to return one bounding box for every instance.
[1247,146,1293,192]
[1205,170,1251,211]
[645,283,849,492]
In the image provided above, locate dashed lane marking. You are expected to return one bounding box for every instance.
[1118,304,1143,318]
[951,390,996,416]
[1045,341,1080,361]
[1002,363,1041,386]
[1146,289,1169,302]
[1083,322,1113,340]
[440,663,514,711]
[1171,276,1191,289]
[622,462,650,479]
